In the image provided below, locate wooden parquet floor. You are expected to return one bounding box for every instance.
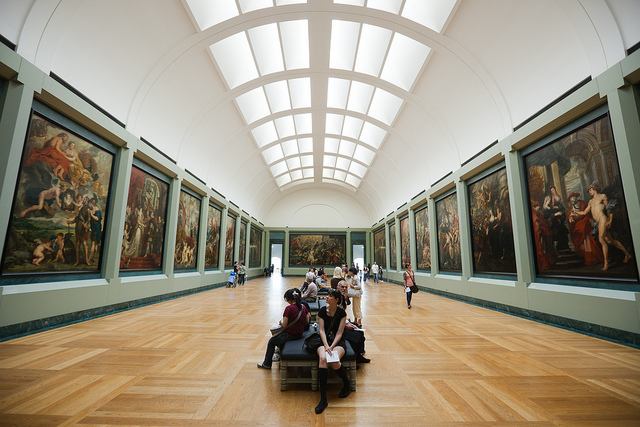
[0,276,639,426]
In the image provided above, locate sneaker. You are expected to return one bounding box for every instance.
[257,362,271,369]
[272,353,280,362]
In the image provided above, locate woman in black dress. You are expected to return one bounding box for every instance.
[314,289,350,414]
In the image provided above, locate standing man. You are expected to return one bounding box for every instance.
[371,261,379,284]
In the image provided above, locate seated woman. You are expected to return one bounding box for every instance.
[257,288,309,369]
[314,289,351,414]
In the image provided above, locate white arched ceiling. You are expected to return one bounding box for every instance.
[2,0,638,226]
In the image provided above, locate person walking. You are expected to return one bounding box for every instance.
[403,263,415,309]
[371,261,379,284]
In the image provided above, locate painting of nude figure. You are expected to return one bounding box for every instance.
[436,193,462,273]
[524,113,637,282]
[174,190,200,270]
[225,214,236,268]
[249,226,262,268]
[373,228,385,269]
[1,110,114,276]
[120,165,169,271]
[389,222,397,270]
[239,221,247,264]
[288,234,346,266]
[414,206,431,271]
[204,205,222,269]
[400,216,410,268]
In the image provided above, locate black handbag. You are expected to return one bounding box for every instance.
[304,333,323,352]
[410,285,419,293]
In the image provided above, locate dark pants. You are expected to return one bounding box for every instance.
[239,274,246,284]
[262,332,289,367]
[406,290,412,306]
[343,329,365,355]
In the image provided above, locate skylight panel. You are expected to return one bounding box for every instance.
[302,168,314,178]
[248,23,285,75]
[345,174,361,188]
[380,32,430,91]
[402,0,456,33]
[367,0,402,14]
[354,144,375,165]
[330,20,360,70]
[342,116,363,139]
[279,20,309,69]
[298,138,313,153]
[264,81,292,113]
[336,157,351,171]
[289,78,311,109]
[185,0,238,31]
[263,144,284,164]
[322,168,334,178]
[300,154,313,167]
[359,122,386,148]
[325,138,339,153]
[290,169,303,180]
[275,116,296,139]
[282,139,299,156]
[294,113,312,134]
[324,155,337,167]
[210,32,258,89]
[347,81,374,114]
[235,87,270,124]
[334,0,365,6]
[326,114,344,135]
[238,0,273,13]
[368,88,403,125]
[276,173,292,186]
[251,121,278,147]
[327,78,350,109]
[286,157,301,170]
[270,160,288,177]
[334,170,347,181]
[349,161,366,177]
[354,24,392,77]
[338,139,356,157]
[276,0,307,5]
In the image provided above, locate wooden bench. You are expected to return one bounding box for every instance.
[279,329,356,391]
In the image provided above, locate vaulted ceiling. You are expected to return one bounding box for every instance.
[1,0,638,227]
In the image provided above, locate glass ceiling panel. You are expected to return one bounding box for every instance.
[338,139,356,157]
[347,81,374,114]
[251,121,279,147]
[270,160,288,177]
[322,168,333,178]
[334,170,347,181]
[334,0,364,6]
[248,24,285,75]
[329,20,360,70]
[276,174,292,186]
[324,155,337,167]
[280,20,309,70]
[300,154,313,167]
[235,87,270,124]
[289,78,311,109]
[264,81,291,113]
[367,0,402,14]
[349,161,366,177]
[325,138,339,153]
[402,0,457,33]
[294,113,312,134]
[326,114,344,135]
[275,116,296,139]
[354,24,392,77]
[210,32,258,89]
[286,157,302,170]
[302,168,314,178]
[336,157,350,171]
[238,0,273,13]
[368,88,403,125]
[345,174,361,188]
[276,0,307,5]
[263,144,284,164]
[281,139,299,156]
[290,169,303,180]
[342,116,364,139]
[298,138,313,153]
[380,32,430,91]
[359,122,386,148]
[354,144,375,165]
[327,78,350,109]
[185,0,238,31]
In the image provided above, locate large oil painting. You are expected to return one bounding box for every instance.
[224,214,236,268]
[468,167,516,275]
[174,190,200,270]
[249,226,262,268]
[204,204,221,269]
[524,113,637,281]
[288,234,346,266]
[120,165,169,271]
[400,216,410,268]
[373,228,385,268]
[1,110,114,276]
[389,222,397,270]
[414,206,431,271]
[239,221,247,263]
[436,192,462,272]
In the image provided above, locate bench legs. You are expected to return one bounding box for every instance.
[279,360,356,392]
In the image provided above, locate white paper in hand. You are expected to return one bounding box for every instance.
[325,349,340,363]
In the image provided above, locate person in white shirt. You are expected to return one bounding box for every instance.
[371,262,380,284]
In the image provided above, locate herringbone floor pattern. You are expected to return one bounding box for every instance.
[0,275,639,426]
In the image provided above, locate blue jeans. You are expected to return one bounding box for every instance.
[406,290,412,306]
[374,273,379,283]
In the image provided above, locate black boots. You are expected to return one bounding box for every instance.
[315,368,328,414]
[337,367,351,398]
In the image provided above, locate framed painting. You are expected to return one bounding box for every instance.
[239,221,247,263]
[174,189,200,270]
[288,233,346,266]
[468,165,516,276]
[414,205,431,271]
[1,102,115,280]
[120,161,169,272]
[436,191,462,273]
[204,204,222,269]
[373,228,385,268]
[523,107,637,283]
[224,214,236,268]
[249,225,262,268]
[389,222,397,270]
[400,216,410,268]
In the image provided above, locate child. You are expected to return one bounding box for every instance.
[32,240,53,265]
[227,270,236,288]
